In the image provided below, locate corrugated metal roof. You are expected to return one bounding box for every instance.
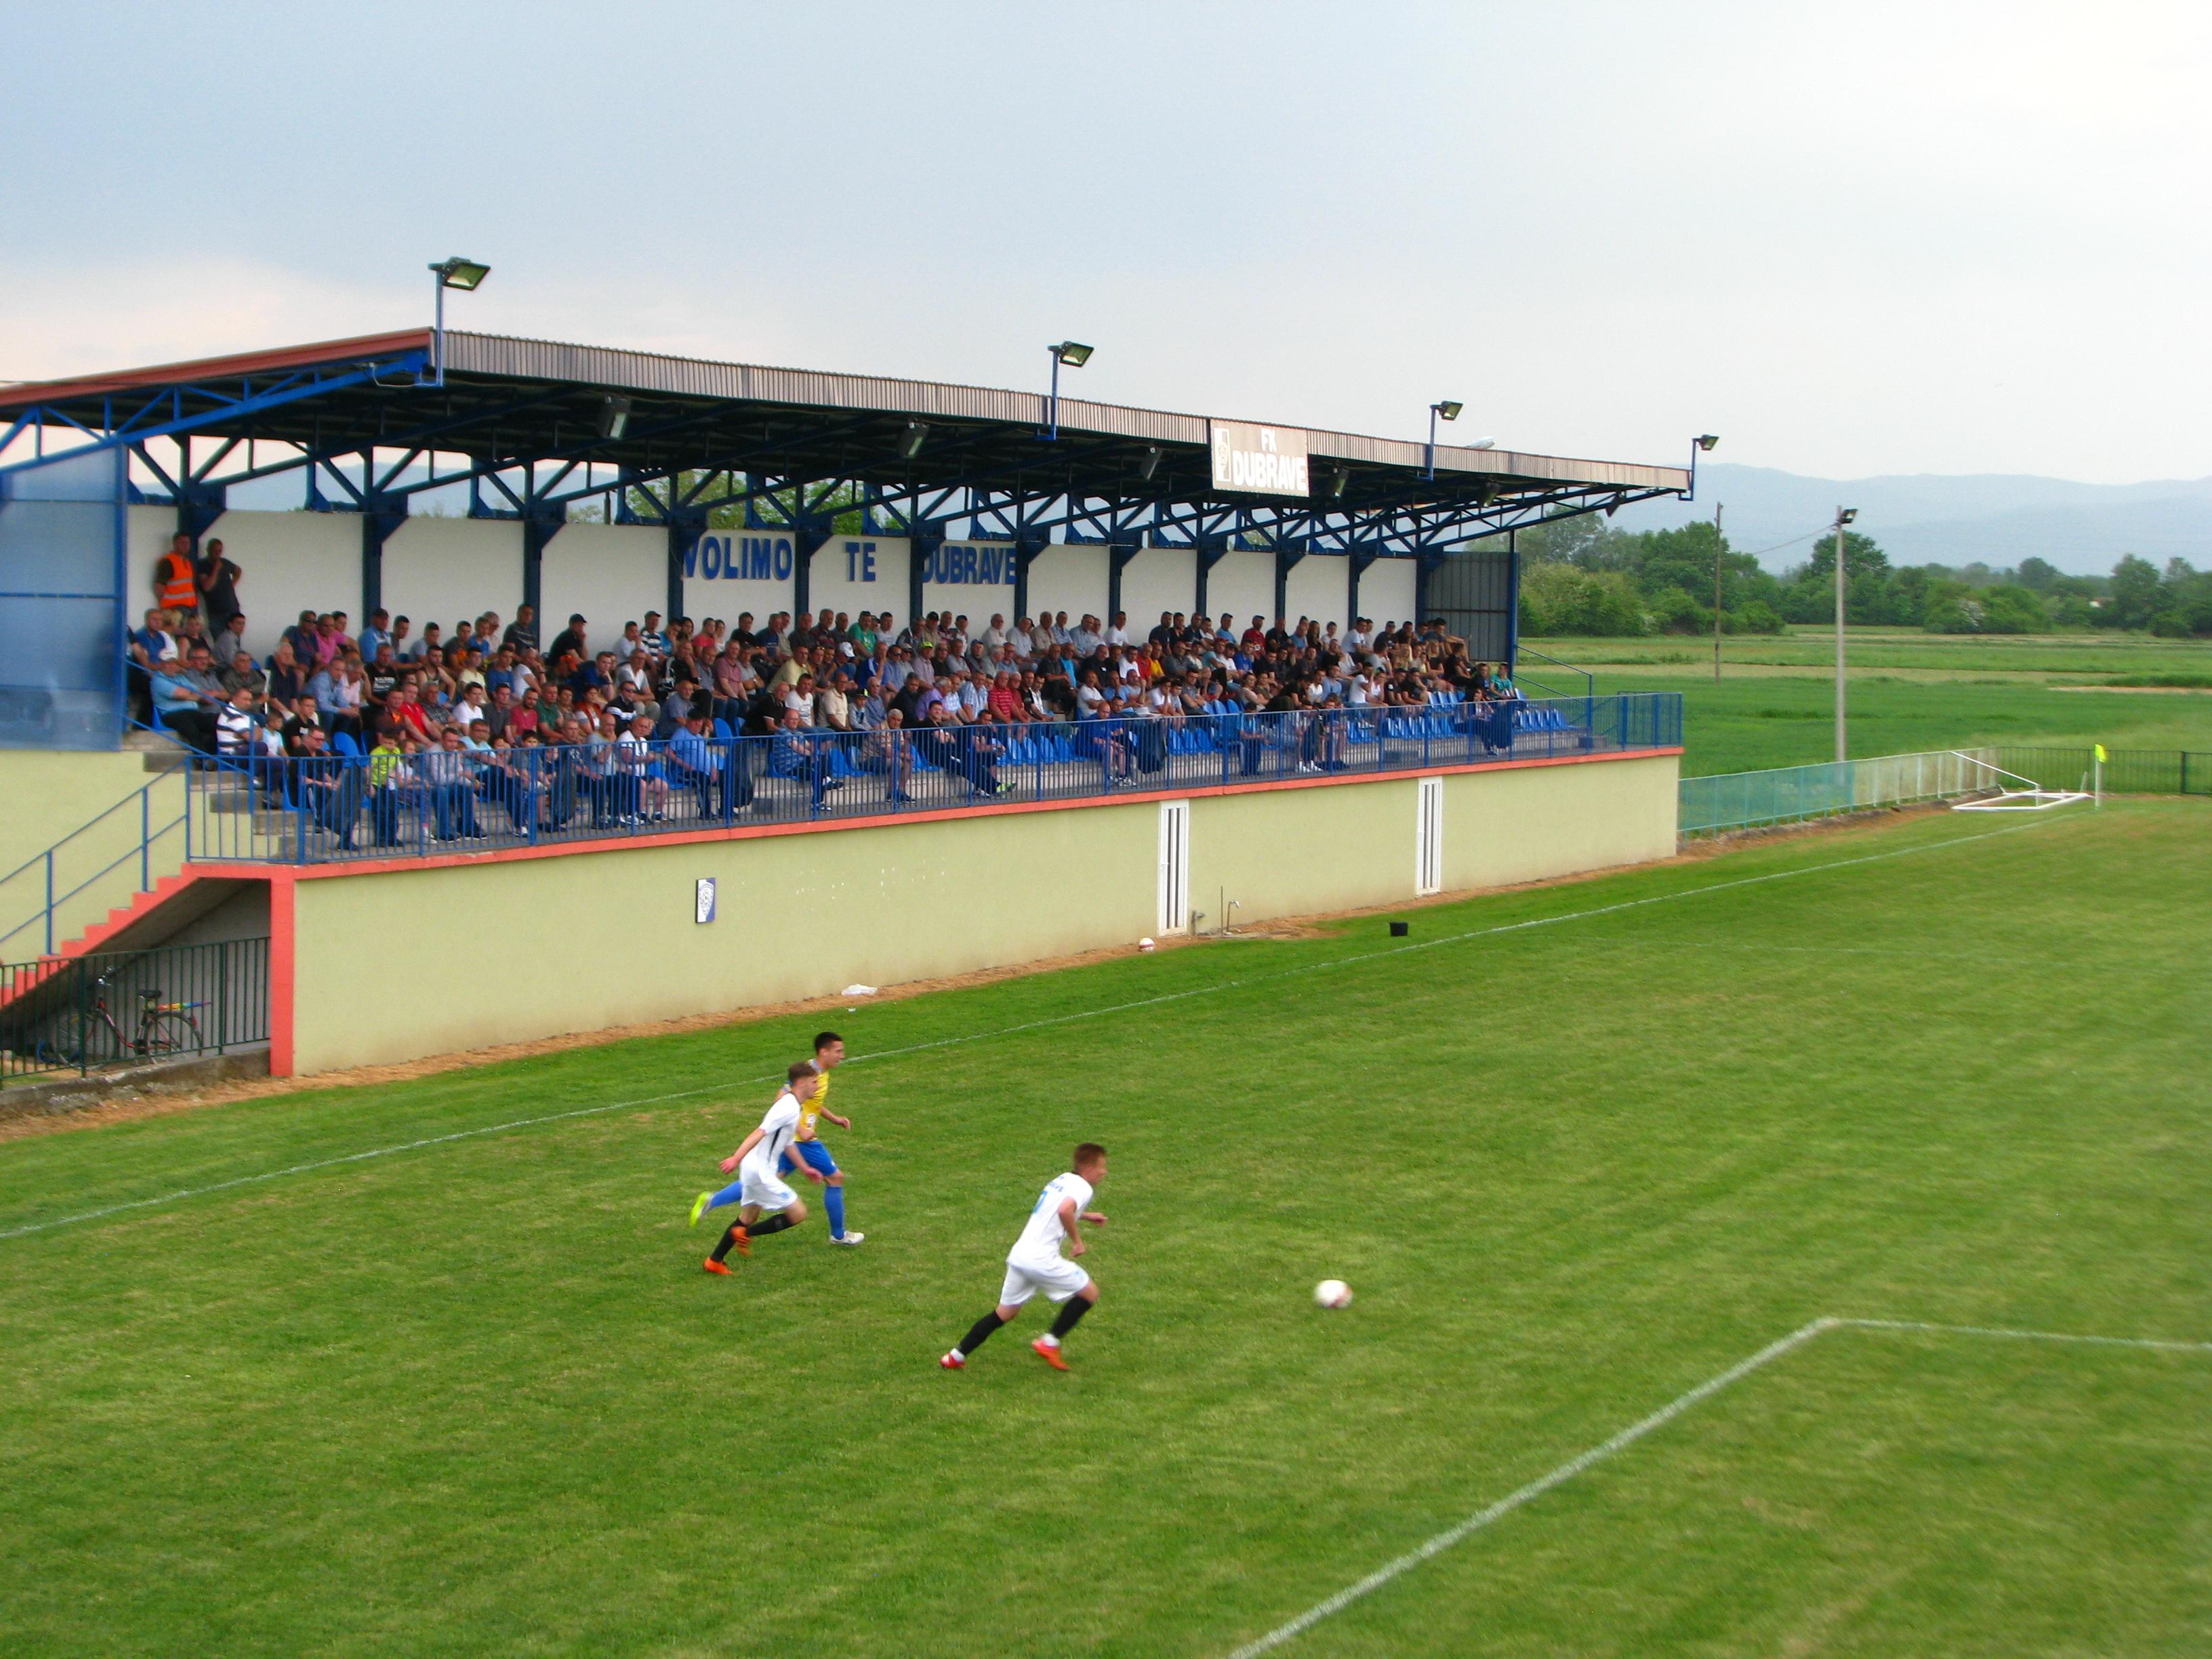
[442,331,1685,491]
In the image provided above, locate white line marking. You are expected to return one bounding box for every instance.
[1835,1316,2212,1354]
[0,817,2053,1242]
[1219,1319,1840,1659]
[1220,1309,2209,1658]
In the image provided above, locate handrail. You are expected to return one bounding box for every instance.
[0,774,189,958]
[1514,646,1595,699]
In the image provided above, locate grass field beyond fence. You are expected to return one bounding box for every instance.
[0,800,2205,1656]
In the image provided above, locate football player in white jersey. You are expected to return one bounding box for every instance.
[701,1062,826,1274]
[941,1144,1109,1372]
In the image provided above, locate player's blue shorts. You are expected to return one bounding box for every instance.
[779,1140,838,1179]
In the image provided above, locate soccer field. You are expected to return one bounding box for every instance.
[2,802,2207,1656]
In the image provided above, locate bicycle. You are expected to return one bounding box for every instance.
[30,971,209,1069]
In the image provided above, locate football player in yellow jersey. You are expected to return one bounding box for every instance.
[777,1031,861,1245]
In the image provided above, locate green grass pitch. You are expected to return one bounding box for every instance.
[1,800,2207,1656]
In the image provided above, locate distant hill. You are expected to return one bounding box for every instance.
[1614,464,2212,576]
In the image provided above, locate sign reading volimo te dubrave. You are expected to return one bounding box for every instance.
[1208,421,1310,497]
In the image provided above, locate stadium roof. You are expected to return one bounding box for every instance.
[0,329,1694,554]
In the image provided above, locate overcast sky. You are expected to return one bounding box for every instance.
[3,1,2205,485]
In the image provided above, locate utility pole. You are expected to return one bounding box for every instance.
[1833,506,1856,763]
[1711,501,1724,683]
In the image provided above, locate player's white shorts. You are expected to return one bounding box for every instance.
[739,1156,798,1214]
[998,1252,1091,1309]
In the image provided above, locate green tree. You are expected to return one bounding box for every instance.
[2015,556,2062,591]
[2106,555,2163,629]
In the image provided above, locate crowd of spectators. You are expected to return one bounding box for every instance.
[126,533,1525,846]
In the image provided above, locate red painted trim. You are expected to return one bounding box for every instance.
[266,872,296,1079]
[259,745,1683,882]
[0,329,436,411]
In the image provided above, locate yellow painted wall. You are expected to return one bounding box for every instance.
[1187,777,1418,928]
[0,750,182,953]
[285,753,1680,1074]
[1440,754,1679,890]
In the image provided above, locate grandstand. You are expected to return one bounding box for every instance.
[0,330,1689,1078]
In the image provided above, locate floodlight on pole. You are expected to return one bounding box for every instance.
[1043,342,1093,441]
[1685,431,1720,499]
[1835,506,1857,762]
[1425,400,1462,478]
[423,256,491,387]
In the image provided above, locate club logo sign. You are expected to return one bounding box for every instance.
[1209,421,1309,497]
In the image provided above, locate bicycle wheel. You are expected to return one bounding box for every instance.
[138,1011,205,1057]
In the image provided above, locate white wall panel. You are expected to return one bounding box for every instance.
[1361,558,1419,631]
[809,535,908,631]
[143,508,363,658]
[544,523,665,644]
[1119,546,1196,631]
[682,527,794,630]
[1284,552,1349,632]
[920,539,1018,628]
[1027,544,1108,623]
[1204,550,1274,630]
[382,517,522,643]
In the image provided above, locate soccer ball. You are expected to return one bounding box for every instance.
[1137,937,1155,952]
[1314,1279,1353,1309]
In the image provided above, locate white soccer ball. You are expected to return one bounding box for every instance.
[1137,937,1155,951]
[1314,1279,1353,1309]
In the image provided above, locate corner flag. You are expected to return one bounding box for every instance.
[2094,743,2108,762]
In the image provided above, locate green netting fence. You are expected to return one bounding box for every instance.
[1681,745,2211,836]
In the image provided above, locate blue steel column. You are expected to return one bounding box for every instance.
[361,493,407,619]
[666,506,707,626]
[908,527,941,632]
[522,508,566,627]
[1505,527,1522,671]
[794,521,832,621]
[1348,544,1380,627]
[1194,537,1227,621]
[176,479,226,552]
[1107,536,1141,622]
[1012,529,1047,623]
[1273,544,1307,623]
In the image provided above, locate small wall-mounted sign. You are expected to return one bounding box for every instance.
[695,878,718,925]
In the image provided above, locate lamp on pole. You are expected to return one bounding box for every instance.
[1044,341,1092,441]
[424,256,491,387]
[1834,506,1858,762]
[1688,434,1721,680]
[1425,400,1463,479]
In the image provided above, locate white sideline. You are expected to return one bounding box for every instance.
[1220,1313,2209,1658]
[0,815,2058,1243]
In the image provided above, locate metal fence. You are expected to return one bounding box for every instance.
[1993,747,2211,797]
[182,693,1682,865]
[1679,748,2001,836]
[1,935,269,1080]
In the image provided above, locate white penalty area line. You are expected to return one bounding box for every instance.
[1221,1313,2211,1659]
[0,815,2055,1244]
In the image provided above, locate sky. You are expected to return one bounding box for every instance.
[2,1,2206,485]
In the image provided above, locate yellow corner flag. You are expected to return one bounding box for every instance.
[2094,743,2108,762]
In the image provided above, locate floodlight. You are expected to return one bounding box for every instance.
[1325,465,1349,499]
[1138,445,1163,481]
[1042,340,1094,441]
[430,256,491,291]
[1696,433,1720,452]
[1431,401,1463,421]
[899,419,930,459]
[597,396,632,441]
[1050,341,1094,367]
[1839,507,1858,525]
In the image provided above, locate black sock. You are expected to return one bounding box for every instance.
[710,1224,745,1263]
[1048,1297,1093,1340]
[748,1213,796,1238]
[957,1311,1006,1357]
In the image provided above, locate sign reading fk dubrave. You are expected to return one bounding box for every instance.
[1210,421,1310,497]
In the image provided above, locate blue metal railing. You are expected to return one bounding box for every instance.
[0,777,189,959]
[181,693,1683,866]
